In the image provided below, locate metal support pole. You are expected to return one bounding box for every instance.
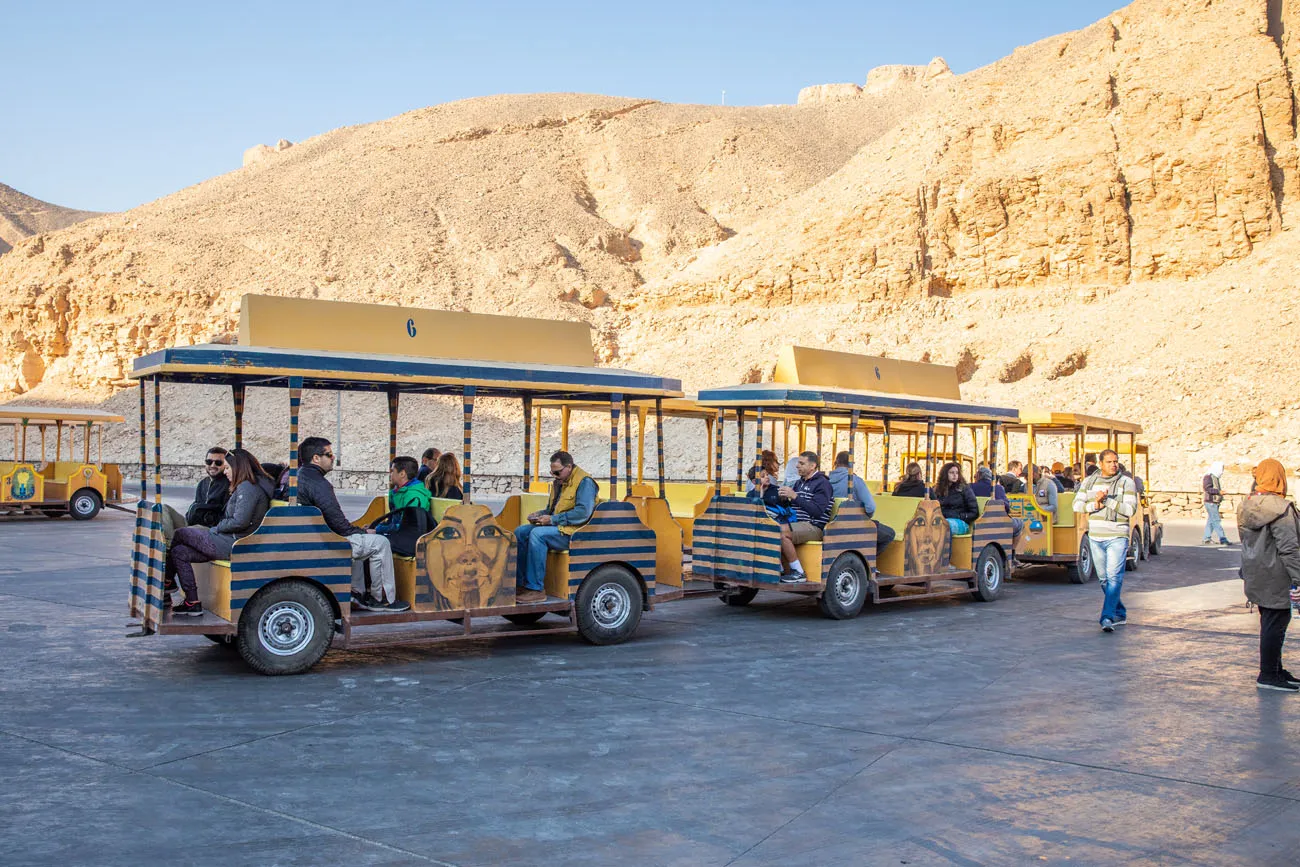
[609,396,622,500]
[637,406,647,486]
[655,399,666,500]
[882,419,892,487]
[533,408,543,488]
[288,377,302,505]
[137,383,147,501]
[755,407,765,467]
[387,389,399,463]
[623,398,632,497]
[83,421,91,464]
[561,406,571,452]
[735,409,745,488]
[951,420,959,463]
[152,378,163,509]
[714,410,724,489]
[925,417,936,485]
[848,410,860,501]
[989,422,1002,475]
[232,383,245,451]
[55,421,62,464]
[815,414,823,458]
[462,387,476,504]
[522,396,533,488]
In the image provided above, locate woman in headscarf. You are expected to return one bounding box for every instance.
[1202,461,1230,545]
[1238,459,1300,691]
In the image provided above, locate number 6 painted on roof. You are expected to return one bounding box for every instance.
[406,318,417,338]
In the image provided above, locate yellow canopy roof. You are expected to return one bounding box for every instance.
[0,405,125,425]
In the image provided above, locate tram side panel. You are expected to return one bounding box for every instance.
[691,495,783,584]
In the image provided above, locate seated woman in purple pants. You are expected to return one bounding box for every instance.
[166,448,275,616]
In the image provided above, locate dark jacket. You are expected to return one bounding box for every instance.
[417,464,432,482]
[296,464,364,537]
[186,474,230,527]
[785,471,834,529]
[999,473,1026,494]
[1202,474,1223,504]
[893,478,928,498]
[428,482,463,501]
[938,483,979,526]
[1238,494,1300,610]
[209,476,274,559]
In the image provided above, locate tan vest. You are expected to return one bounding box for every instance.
[548,466,595,536]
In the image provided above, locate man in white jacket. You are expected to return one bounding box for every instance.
[1074,449,1139,632]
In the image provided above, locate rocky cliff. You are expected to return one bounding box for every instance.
[0,183,100,256]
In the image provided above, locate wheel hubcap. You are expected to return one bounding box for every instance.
[833,569,860,604]
[590,582,631,629]
[259,601,315,656]
[74,496,94,515]
[982,558,1001,592]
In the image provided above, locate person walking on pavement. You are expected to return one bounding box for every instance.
[1074,449,1139,632]
[1203,461,1232,545]
[1237,459,1300,692]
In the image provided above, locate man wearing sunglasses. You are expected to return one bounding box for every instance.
[184,446,231,528]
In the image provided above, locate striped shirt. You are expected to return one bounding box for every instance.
[1072,471,1138,539]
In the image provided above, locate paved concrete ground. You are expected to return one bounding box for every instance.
[2,505,1298,866]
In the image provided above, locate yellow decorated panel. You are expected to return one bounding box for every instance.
[240,294,596,367]
[626,495,684,588]
[773,346,961,400]
[2,463,44,503]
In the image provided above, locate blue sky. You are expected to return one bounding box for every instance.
[5,0,1123,213]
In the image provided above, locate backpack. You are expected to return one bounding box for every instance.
[370,505,433,557]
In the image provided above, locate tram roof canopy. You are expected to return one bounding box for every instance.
[0,404,126,425]
[694,383,1018,423]
[1010,409,1142,435]
[132,294,682,399]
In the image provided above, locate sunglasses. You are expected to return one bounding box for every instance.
[205,459,225,466]
[321,452,335,459]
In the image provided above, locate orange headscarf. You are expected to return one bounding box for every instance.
[1253,459,1288,496]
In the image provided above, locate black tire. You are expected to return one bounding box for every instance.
[817,554,868,620]
[502,612,546,625]
[972,546,1004,602]
[236,579,334,675]
[575,565,643,646]
[1149,526,1162,556]
[204,633,237,649]
[68,488,102,521]
[1127,528,1142,571]
[1139,523,1151,561]
[717,585,759,607]
[1069,536,1092,584]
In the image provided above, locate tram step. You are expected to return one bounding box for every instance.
[154,609,235,635]
[872,584,973,605]
[873,570,974,588]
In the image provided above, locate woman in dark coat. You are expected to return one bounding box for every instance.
[934,461,979,536]
[1238,458,1300,691]
[165,448,275,617]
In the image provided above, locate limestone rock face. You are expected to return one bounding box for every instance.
[797,83,863,104]
[0,183,101,256]
[865,57,953,94]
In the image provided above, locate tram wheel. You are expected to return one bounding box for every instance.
[1127,528,1142,572]
[236,579,333,675]
[68,488,102,521]
[575,565,643,646]
[1139,522,1151,560]
[717,585,759,607]
[1068,536,1093,584]
[817,554,867,620]
[971,546,1004,602]
[1149,526,1162,556]
[503,611,547,625]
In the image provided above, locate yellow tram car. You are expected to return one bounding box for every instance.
[1,404,126,520]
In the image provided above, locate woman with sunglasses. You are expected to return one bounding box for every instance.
[165,448,276,616]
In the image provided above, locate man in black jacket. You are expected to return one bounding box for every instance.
[296,437,409,612]
[775,451,834,583]
[184,447,231,528]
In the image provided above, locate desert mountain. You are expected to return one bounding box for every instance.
[2,0,1298,490]
[0,183,100,256]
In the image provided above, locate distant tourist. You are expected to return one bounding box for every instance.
[1237,459,1300,692]
[417,447,441,482]
[893,462,928,497]
[999,460,1027,495]
[934,462,979,536]
[1073,449,1139,632]
[426,452,463,500]
[1202,461,1231,545]
[1032,465,1058,519]
[829,450,895,548]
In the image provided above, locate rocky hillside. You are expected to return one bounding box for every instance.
[2,0,1299,491]
[0,183,100,256]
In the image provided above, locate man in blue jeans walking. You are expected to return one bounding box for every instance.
[1201,461,1232,545]
[1074,449,1139,632]
[513,451,598,604]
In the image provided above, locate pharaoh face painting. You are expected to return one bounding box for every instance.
[417,504,515,611]
[904,500,951,577]
[8,467,38,501]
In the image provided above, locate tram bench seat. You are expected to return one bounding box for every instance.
[394,554,417,603]
[1055,493,1078,527]
[544,550,571,600]
[871,494,921,576]
[194,560,234,622]
[795,541,822,579]
[41,461,92,481]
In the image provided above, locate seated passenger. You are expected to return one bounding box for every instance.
[1032,465,1059,519]
[417,447,442,483]
[746,465,796,525]
[514,451,597,604]
[969,466,1001,499]
[747,450,782,495]
[999,461,1027,494]
[935,461,979,536]
[373,456,434,559]
[185,447,231,528]
[1118,463,1146,496]
[775,451,834,583]
[1051,462,1070,492]
[426,452,463,500]
[893,462,928,497]
[829,450,895,548]
[165,448,274,616]
[1059,466,1077,491]
[296,436,409,613]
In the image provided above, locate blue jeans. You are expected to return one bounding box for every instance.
[1203,502,1227,542]
[514,524,569,591]
[1089,534,1129,624]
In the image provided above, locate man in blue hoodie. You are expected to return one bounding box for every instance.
[775,451,834,583]
[829,451,896,550]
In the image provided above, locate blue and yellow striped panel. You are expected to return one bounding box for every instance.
[567,501,657,598]
[229,506,353,613]
[691,495,783,584]
[972,499,1015,554]
[128,502,167,630]
[820,500,876,578]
